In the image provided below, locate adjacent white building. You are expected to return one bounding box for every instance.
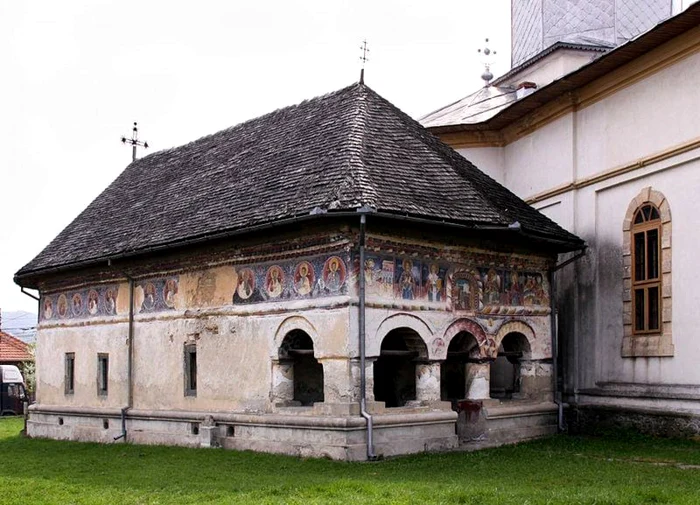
[423,0,700,435]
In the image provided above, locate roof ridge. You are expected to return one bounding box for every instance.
[345,84,378,209]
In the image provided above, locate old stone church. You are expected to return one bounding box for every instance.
[15,0,700,459]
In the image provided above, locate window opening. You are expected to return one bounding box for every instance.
[184,344,197,397]
[631,204,662,334]
[374,328,427,407]
[65,353,75,395]
[97,354,109,396]
[441,332,480,407]
[490,333,530,400]
[278,330,323,406]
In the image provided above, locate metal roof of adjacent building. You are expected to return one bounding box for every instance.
[15,83,584,284]
[421,2,700,133]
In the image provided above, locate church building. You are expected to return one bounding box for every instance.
[423,0,700,437]
[15,82,582,460]
[15,0,700,460]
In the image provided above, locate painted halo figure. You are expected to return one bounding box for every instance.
[164,279,178,308]
[323,256,345,293]
[265,266,284,298]
[43,298,53,320]
[88,290,99,315]
[294,262,314,296]
[399,259,415,300]
[57,294,68,318]
[237,268,255,300]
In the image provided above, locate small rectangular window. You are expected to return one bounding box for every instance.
[65,353,75,395]
[184,344,197,397]
[97,354,109,396]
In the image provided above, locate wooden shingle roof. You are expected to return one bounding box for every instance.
[16,83,583,284]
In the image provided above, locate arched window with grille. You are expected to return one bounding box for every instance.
[622,188,672,357]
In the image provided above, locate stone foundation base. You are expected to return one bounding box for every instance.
[569,405,700,438]
[456,400,559,449]
[26,404,458,461]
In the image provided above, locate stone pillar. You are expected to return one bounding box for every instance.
[520,360,553,401]
[319,358,352,403]
[350,357,376,403]
[465,362,491,400]
[415,361,441,402]
[270,359,294,405]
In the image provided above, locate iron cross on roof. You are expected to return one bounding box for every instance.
[121,122,149,162]
[359,39,370,84]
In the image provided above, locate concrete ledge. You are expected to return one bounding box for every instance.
[27,405,458,461]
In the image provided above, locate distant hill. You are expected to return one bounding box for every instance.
[1,310,37,343]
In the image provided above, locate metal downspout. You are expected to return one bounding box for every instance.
[114,276,134,441]
[548,268,565,431]
[358,212,376,460]
[549,247,587,431]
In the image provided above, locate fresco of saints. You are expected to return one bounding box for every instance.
[534,276,548,305]
[237,268,255,300]
[105,289,116,315]
[266,266,284,298]
[88,290,99,315]
[164,279,178,308]
[364,258,375,287]
[323,256,346,293]
[71,293,83,317]
[455,278,472,310]
[294,262,314,296]
[143,283,157,311]
[57,294,68,318]
[399,259,416,300]
[484,269,501,305]
[523,275,537,305]
[43,298,53,320]
[426,263,442,302]
[508,271,522,305]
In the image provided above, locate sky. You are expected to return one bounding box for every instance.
[0,0,511,315]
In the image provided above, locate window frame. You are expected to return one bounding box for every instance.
[621,187,672,358]
[184,343,197,397]
[97,353,109,396]
[630,204,662,335]
[65,352,75,395]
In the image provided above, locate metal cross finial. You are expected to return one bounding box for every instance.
[121,122,149,162]
[359,39,370,84]
[477,38,498,86]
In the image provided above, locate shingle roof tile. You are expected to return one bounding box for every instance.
[16,83,583,280]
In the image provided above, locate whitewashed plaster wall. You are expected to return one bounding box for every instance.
[472,47,700,399]
[455,147,505,185]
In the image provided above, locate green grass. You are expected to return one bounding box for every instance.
[1,417,699,504]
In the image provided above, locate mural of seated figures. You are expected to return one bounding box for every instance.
[490,332,532,400]
[373,328,428,408]
[277,330,324,406]
[441,332,481,406]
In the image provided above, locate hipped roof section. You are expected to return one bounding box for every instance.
[16,83,583,284]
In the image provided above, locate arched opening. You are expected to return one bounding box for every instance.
[278,330,324,406]
[441,332,480,405]
[490,332,531,400]
[373,328,428,407]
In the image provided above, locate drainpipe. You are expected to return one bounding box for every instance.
[549,247,587,431]
[358,209,376,460]
[114,275,135,441]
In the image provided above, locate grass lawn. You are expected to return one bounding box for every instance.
[1,417,699,504]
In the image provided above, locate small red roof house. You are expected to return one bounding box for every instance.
[0,331,33,370]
